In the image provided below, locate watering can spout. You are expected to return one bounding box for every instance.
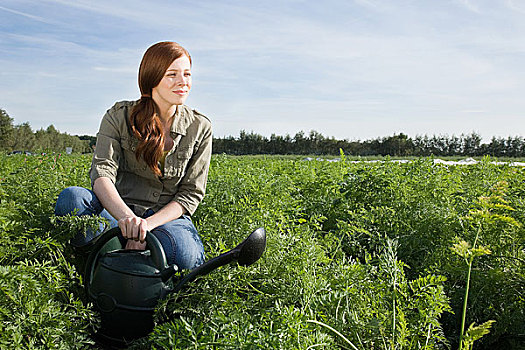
[170,227,266,293]
[237,227,266,266]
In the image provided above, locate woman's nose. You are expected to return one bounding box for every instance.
[175,75,188,86]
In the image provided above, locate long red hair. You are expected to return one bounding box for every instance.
[129,42,192,176]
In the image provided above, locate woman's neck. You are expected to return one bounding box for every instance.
[157,105,178,123]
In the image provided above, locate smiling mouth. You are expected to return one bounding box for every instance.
[173,90,187,95]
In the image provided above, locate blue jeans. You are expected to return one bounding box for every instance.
[54,186,205,269]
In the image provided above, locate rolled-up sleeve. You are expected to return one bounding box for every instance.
[89,108,122,187]
[173,123,212,215]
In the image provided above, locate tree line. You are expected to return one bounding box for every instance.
[214,130,525,157]
[0,109,92,153]
[1,109,524,157]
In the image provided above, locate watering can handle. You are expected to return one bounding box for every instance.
[84,227,169,290]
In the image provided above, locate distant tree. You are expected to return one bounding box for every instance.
[507,136,525,157]
[439,135,458,156]
[484,136,525,157]
[380,133,414,156]
[0,109,14,151]
[12,122,36,151]
[461,132,482,156]
[307,130,325,154]
[413,135,430,156]
[293,131,307,154]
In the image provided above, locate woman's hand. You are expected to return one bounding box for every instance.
[125,239,147,250]
[93,178,148,249]
[118,216,149,249]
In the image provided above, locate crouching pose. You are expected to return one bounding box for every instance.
[55,41,212,269]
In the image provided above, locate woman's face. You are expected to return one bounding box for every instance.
[152,55,192,109]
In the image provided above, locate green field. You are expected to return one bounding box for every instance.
[0,153,523,349]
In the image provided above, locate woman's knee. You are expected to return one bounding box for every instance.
[152,221,205,269]
[54,186,95,216]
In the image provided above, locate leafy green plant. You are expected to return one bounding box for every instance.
[451,233,494,350]
[451,180,523,349]
[0,154,523,349]
[333,159,524,348]
[0,261,96,349]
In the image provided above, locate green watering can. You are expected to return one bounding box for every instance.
[84,227,266,346]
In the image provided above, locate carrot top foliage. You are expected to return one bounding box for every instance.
[0,153,523,349]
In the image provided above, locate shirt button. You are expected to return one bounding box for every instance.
[131,146,136,151]
[168,159,173,164]
[153,192,159,197]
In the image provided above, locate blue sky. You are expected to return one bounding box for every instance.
[1,0,525,141]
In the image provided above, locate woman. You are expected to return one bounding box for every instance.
[55,42,212,269]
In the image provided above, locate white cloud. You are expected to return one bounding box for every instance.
[457,0,481,13]
[0,5,53,23]
[506,0,525,14]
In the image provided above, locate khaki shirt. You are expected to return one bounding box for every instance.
[89,100,212,216]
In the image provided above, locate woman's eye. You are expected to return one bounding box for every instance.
[184,72,192,77]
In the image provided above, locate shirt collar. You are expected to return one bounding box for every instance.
[170,105,194,136]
